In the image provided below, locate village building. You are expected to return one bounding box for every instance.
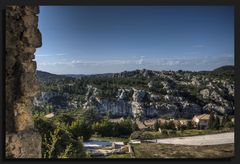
[112,142,125,149]
[192,114,210,128]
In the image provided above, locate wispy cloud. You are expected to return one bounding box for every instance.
[36,53,67,57]
[56,53,67,56]
[36,54,51,57]
[37,55,234,74]
[137,56,145,65]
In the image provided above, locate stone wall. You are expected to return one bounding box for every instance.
[5,6,42,158]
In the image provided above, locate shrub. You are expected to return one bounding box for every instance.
[154,121,161,131]
[92,118,134,137]
[186,121,194,129]
[69,119,93,141]
[180,124,187,132]
[161,129,168,136]
[130,131,142,140]
[167,130,177,136]
[224,121,234,128]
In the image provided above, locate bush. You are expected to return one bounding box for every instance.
[42,126,86,158]
[167,130,177,136]
[130,131,142,140]
[55,113,75,125]
[69,119,93,141]
[92,118,134,137]
[34,117,54,138]
[186,121,193,129]
[34,117,86,158]
[161,129,168,136]
[224,121,234,128]
[154,121,161,131]
[180,124,187,132]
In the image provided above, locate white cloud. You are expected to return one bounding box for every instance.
[36,54,51,57]
[36,53,67,57]
[56,53,67,56]
[37,55,234,74]
[137,56,145,65]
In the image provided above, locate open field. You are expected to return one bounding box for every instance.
[132,143,234,158]
[147,132,234,145]
[130,128,234,140]
[106,154,132,158]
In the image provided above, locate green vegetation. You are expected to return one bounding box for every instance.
[34,121,82,158]
[92,118,138,137]
[130,128,233,140]
[34,109,137,158]
[90,136,129,142]
[33,109,100,158]
[131,143,234,158]
[106,154,132,158]
[33,67,234,159]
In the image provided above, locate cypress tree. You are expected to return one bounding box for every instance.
[213,116,220,130]
[208,112,215,129]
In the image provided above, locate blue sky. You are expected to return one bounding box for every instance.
[35,6,234,74]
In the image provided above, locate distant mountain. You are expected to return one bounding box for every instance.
[64,73,115,78]
[37,65,234,83]
[64,74,86,79]
[213,65,234,72]
[36,70,73,82]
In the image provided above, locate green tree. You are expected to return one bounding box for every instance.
[208,112,215,129]
[213,116,220,130]
[55,113,75,125]
[132,121,140,131]
[168,121,176,130]
[186,121,193,129]
[69,119,93,141]
[154,121,161,131]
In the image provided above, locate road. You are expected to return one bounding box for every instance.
[147,132,234,146]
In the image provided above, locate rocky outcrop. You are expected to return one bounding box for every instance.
[179,101,202,118]
[84,96,132,117]
[200,89,210,99]
[203,103,233,115]
[35,68,234,121]
[6,131,41,158]
[6,6,42,158]
[83,87,203,119]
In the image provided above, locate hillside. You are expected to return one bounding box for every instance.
[36,70,74,82]
[213,65,234,72]
[34,66,234,119]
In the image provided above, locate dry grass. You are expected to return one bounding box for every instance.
[132,143,234,159]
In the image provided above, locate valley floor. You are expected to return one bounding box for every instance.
[131,143,234,159]
[147,132,234,146]
[87,132,234,159]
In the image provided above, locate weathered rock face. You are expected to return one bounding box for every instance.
[200,89,210,99]
[83,86,203,119]
[132,89,149,102]
[6,131,42,158]
[202,103,233,115]
[179,101,202,118]
[5,6,42,158]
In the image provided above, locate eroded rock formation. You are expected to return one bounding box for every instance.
[5,6,42,158]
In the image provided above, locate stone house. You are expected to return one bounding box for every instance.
[192,114,210,128]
